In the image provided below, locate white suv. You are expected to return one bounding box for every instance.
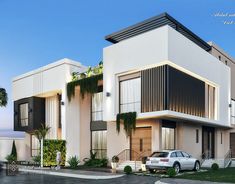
[145,150,200,174]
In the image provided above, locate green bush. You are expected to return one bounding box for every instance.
[43,139,66,166]
[84,158,108,167]
[32,155,41,163]
[211,163,219,170]
[124,165,132,174]
[83,151,108,167]
[68,156,80,169]
[5,154,16,163]
[111,155,119,163]
[167,168,176,177]
[11,140,17,161]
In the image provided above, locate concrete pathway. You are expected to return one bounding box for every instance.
[18,167,124,179]
[156,178,234,184]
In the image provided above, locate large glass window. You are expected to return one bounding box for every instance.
[92,130,107,158]
[231,99,235,124]
[92,92,103,121]
[205,84,216,119]
[20,103,29,127]
[31,135,40,156]
[120,78,141,113]
[162,127,175,150]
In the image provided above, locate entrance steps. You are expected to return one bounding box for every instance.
[201,159,226,168]
[230,159,235,167]
[116,161,142,171]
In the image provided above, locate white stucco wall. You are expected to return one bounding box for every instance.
[0,138,27,161]
[103,25,230,127]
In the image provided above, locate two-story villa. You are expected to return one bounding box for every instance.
[12,13,235,168]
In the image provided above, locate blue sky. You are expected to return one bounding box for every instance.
[0,0,234,130]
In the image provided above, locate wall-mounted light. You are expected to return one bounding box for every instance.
[29,108,33,113]
[61,101,65,105]
[229,104,232,108]
[106,92,111,97]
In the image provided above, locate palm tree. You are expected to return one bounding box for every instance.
[0,88,7,107]
[33,124,50,168]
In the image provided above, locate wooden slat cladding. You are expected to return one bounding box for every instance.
[141,65,167,112]
[168,66,205,117]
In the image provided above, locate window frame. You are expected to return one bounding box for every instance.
[119,73,141,114]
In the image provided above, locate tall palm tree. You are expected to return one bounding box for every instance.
[0,88,7,107]
[33,124,50,168]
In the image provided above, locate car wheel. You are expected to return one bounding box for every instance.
[149,169,155,173]
[173,163,180,174]
[193,161,200,171]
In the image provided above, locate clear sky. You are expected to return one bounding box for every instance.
[0,0,234,130]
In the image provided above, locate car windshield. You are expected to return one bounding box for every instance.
[151,152,169,158]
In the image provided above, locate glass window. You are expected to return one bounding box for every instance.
[31,135,40,157]
[170,152,177,158]
[120,78,141,113]
[205,84,215,120]
[151,152,169,158]
[92,130,107,158]
[176,151,183,157]
[92,92,103,121]
[162,127,175,150]
[181,152,190,157]
[20,103,29,127]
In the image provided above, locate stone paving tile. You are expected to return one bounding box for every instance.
[0,171,158,184]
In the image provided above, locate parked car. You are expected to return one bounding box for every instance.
[145,150,200,174]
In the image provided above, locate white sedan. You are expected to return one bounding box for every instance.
[145,150,200,174]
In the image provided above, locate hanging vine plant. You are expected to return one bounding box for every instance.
[116,112,137,137]
[67,61,103,101]
[67,74,103,101]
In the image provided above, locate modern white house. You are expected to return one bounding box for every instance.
[12,13,235,168]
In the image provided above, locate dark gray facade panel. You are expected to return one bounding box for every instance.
[168,66,205,117]
[90,121,107,131]
[140,65,205,117]
[141,65,167,112]
[14,97,45,132]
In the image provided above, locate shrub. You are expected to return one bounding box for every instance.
[43,139,66,166]
[68,156,80,169]
[32,155,41,163]
[111,155,119,163]
[5,154,16,163]
[211,163,219,170]
[124,165,132,174]
[84,158,108,167]
[167,168,176,177]
[11,140,17,161]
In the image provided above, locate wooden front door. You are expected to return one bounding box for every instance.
[230,133,235,158]
[131,127,152,160]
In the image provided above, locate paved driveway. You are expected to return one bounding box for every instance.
[0,172,158,184]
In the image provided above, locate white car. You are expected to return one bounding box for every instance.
[145,150,200,174]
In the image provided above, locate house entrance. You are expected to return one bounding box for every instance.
[131,127,152,160]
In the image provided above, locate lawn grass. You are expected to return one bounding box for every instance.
[176,167,235,183]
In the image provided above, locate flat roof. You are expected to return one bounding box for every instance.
[105,12,211,51]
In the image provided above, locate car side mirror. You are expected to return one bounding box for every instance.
[188,155,192,158]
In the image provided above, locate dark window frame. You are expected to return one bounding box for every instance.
[119,73,141,114]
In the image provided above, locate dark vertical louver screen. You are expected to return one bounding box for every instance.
[140,65,205,117]
[168,66,205,117]
[141,65,167,112]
